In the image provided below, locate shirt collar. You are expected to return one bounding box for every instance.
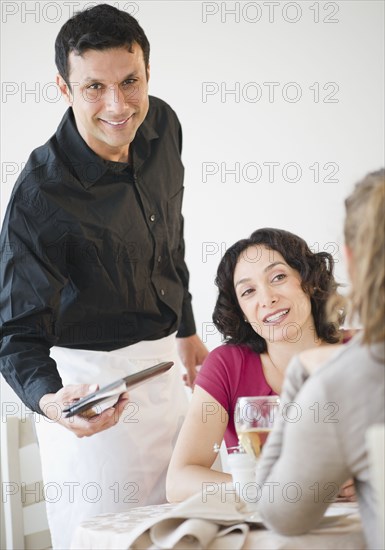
[131,103,159,173]
[55,104,159,189]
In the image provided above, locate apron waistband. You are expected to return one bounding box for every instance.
[106,332,178,360]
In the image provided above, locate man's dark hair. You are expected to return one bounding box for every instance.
[213,227,344,354]
[55,4,150,87]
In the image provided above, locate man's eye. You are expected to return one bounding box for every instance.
[88,83,102,90]
[122,79,136,86]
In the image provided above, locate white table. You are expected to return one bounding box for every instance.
[71,501,365,549]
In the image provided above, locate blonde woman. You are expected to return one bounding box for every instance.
[256,169,385,549]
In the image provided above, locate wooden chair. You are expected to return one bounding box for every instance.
[1,415,52,550]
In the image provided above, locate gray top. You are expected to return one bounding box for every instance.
[256,334,385,549]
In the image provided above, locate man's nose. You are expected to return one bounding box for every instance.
[104,84,127,111]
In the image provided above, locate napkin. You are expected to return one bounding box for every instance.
[124,488,254,549]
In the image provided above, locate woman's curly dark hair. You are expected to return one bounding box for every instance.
[213,228,344,354]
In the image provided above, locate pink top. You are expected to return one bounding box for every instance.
[195,344,277,448]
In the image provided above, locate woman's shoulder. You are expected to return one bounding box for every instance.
[205,343,261,366]
[197,343,268,410]
[298,330,361,375]
[198,344,262,383]
[298,344,344,375]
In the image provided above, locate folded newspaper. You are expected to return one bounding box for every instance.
[71,489,251,549]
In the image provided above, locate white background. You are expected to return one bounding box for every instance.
[1,0,384,393]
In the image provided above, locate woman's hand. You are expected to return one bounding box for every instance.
[337,478,357,501]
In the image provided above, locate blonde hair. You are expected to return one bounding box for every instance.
[344,169,385,344]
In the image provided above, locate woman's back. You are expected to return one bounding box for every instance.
[256,334,385,549]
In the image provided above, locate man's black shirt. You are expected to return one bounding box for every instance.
[0,96,196,412]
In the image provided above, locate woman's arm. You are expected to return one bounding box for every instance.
[166,385,232,502]
[256,356,309,484]
[256,361,349,535]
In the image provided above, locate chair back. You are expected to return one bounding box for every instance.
[1,415,52,550]
[366,423,385,549]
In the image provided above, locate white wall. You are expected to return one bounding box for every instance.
[1,0,384,394]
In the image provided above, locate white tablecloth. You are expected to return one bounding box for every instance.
[71,501,365,549]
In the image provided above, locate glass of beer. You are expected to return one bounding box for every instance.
[234,396,280,459]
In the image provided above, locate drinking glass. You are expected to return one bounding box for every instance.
[234,396,280,458]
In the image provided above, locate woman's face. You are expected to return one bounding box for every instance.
[233,245,315,345]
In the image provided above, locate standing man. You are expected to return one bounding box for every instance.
[0,4,208,548]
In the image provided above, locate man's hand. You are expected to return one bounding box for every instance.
[176,334,209,388]
[39,384,130,438]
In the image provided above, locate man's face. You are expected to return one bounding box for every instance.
[57,44,150,162]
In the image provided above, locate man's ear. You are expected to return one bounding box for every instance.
[146,64,150,83]
[56,74,72,105]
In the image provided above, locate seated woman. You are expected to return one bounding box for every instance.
[256,170,385,550]
[166,227,345,502]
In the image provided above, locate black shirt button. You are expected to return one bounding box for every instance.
[160,289,165,296]
[157,255,162,263]
[150,214,156,222]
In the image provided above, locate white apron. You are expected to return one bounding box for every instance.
[34,334,188,550]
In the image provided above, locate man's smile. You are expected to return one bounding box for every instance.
[99,115,133,127]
